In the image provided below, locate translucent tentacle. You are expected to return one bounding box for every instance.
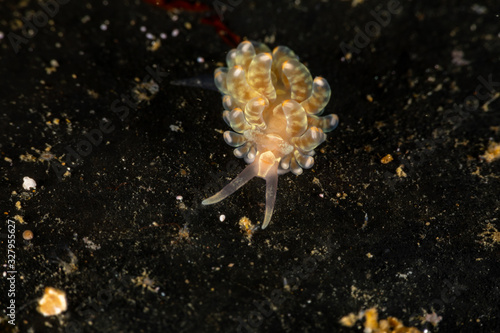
[281,59,313,102]
[292,127,326,152]
[244,97,268,128]
[222,95,235,111]
[214,68,228,94]
[222,110,231,127]
[280,154,292,170]
[251,41,272,54]
[272,46,299,77]
[226,66,261,103]
[224,131,247,147]
[234,41,256,69]
[262,163,279,229]
[247,53,276,101]
[234,142,251,158]
[307,113,339,133]
[227,108,251,133]
[290,157,303,176]
[202,161,258,206]
[245,145,257,164]
[301,77,331,115]
[294,150,314,169]
[282,100,308,137]
[226,49,237,68]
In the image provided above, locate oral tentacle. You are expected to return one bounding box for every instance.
[262,162,279,229]
[202,162,258,206]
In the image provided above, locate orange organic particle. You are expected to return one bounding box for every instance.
[364,307,379,330]
[37,287,67,316]
[22,230,33,240]
[339,312,358,327]
[381,154,394,164]
[239,216,257,240]
[202,41,339,229]
[178,225,190,241]
[481,141,500,163]
[340,308,424,333]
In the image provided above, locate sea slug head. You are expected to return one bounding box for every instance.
[203,41,339,229]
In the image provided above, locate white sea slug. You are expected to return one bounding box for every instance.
[202,41,339,229]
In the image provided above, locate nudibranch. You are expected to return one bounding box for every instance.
[202,41,339,229]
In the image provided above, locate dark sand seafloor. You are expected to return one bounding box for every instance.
[0,1,499,332]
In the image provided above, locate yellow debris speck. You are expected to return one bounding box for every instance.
[396,165,407,178]
[14,215,25,224]
[149,39,161,52]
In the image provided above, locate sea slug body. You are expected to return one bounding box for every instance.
[202,41,339,229]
